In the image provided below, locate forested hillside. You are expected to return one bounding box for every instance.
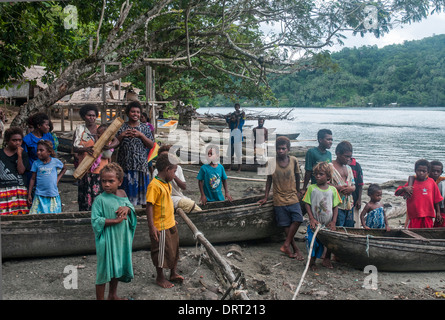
[200,34,445,108]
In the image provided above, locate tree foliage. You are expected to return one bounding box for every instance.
[1,0,444,126]
[264,34,445,107]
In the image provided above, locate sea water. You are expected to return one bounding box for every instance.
[198,107,445,184]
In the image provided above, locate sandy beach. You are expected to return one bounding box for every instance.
[2,163,445,301]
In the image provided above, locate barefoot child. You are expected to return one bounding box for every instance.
[395,159,443,228]
[27,140,66,214]
[302,162,341,270]
[258,136,304,260]
[91,163,136,300]
[360,184,390,231]
[0,127,30,215]
[146,153,184,288]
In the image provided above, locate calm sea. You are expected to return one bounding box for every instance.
[197,107,445,184]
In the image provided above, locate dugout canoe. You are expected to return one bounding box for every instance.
[0,195,279,259]
[316,227,445,271]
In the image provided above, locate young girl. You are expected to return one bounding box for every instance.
[91,163,136,300]
[360,184,390,231]
[27,140,66,214]
[0,127,30,215]
[90,124,114,173]
[146,153,183,288]
[302,161,342,270]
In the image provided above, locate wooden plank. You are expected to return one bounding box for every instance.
[401,229,429,240]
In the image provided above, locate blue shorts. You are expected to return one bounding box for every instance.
[336,208,355,227]
[274,203,304,227]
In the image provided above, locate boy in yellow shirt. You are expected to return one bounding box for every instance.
[146,153,183,288]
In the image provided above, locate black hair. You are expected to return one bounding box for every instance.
[156,153,176,172]
[29,112,49,128]
[125,101,143,115]
[37,139,56,157]
[79,104,99,120]
[4,127,24,142]
[317,129,332,141]
[367,183,382,197]
[415,159,430,171]
[430,160,443,170]
[335,140,353,155]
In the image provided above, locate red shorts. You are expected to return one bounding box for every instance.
[408,217,434,229]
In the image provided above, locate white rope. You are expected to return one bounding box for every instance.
[292,223,322,300]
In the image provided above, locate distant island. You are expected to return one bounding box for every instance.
[199,34,445,108]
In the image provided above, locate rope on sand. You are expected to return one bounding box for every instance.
[292,223,322,300]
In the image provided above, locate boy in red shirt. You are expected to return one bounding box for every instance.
[395,159,443,228]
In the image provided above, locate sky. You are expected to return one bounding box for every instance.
[331,11,445,51]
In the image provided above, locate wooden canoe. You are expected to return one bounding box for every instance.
[0,196,279,259]
[316,227,445,271]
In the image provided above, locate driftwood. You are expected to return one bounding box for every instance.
[73,117,124,179]
[176,208,250,300]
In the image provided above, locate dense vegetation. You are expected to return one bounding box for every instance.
[200,34,445,108]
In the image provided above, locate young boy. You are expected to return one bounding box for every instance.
[302,162,342,270]
[146,153,184,288]
[197,145,233,205]
[330,141,356,227]
[396,159,444,228]
[258,136,304,260]
[302,129,333,192]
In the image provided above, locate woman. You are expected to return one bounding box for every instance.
[73,104,118,211]
[116,101,154,206]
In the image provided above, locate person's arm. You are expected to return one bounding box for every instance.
[435,202,443,225]
[302,170,312,191]
[355,184,363,210]
[383,208,391,231]
[305,203,319,230]
[105,136,120,150]
[360,203,371,229]
[27,172,36,206]
[258,175,272,205]
[198,180,207,206]
[16,146,26,175]
[146,203,160,242]
[222,179,232,201]
[57,164,67,185]
[327,206,339,230]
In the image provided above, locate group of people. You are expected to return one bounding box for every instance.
[2,102,445,298]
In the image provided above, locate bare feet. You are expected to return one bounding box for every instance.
[157,277,174,288]
[170,273,184,283]
[322,258,334,269]
[280,245,304,260]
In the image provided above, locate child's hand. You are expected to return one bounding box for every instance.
[326,221,336,231]
[149,225,160,242]
[200,195,207,206]
[225,192,233,202]
[257,197,268,206]
[310,218,320,230]
[27,195,33,207]
[115,206,130,220]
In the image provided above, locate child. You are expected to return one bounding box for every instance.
[0,127,30,215]
[302,129,333,191]
[27,140,67,214]
[360,184,390,231]
[258,136,304,260]
[330,141,356,227]
[197,145,232,205]
[90,124,114,173]
[141,112,155,135]
[91,163,136,300]
[302,162,342,270]
[395,159,443,229]
[146,153,184,288]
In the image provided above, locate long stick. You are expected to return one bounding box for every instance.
[292,224,322,300]
[176,208,249,300]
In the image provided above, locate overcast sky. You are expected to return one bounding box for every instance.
[332,11,445,51]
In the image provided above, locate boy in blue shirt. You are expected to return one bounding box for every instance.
[197,145,233,205]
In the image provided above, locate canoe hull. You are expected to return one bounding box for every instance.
[1,196,279,259]
[317,227,445,271]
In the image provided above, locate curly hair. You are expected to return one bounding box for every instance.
[79,104,99,120]
[156,152,177,172]
[125,101,143,115]
[4,127,24,142]
[37,140,56,157]
[313,161,333,180]
[276,136,290,151]
[367,183,382,197]
[415,159,430,171]
[99,162,124,181]
[29,112,49,128]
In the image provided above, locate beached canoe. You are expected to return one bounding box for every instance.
[316,227,445,271]
[0,196,279,259]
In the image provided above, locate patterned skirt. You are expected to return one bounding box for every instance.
[78,172,102,211]
[365,207,386,229]
[121,170,149,206]
[30,195,62,214]
[0,186,29,215]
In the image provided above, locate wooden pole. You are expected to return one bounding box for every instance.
[176,208,250,300]
[73,117,124,179]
